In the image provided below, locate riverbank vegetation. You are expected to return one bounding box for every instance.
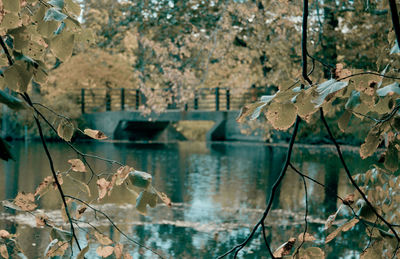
[1,0,400,258]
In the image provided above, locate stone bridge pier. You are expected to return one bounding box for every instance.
[82,110,256,141]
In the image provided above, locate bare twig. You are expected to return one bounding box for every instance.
[319,108,400,255]
[65,195,165,258]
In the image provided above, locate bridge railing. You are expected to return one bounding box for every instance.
[79,87,264,114]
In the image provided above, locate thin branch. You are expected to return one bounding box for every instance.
[294,172,308,255]
[337,71,400,82]
[0,36,13,65]
[319,108,400,254]
[64,195,165,258]
[389,0,400,49]
[21,93,82,252]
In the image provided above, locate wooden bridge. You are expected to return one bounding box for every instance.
[79,87,267,141]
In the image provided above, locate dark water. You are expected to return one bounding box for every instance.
[0,141,375,258]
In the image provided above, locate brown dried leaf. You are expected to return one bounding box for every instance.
[343,193,355,206]
[0,244,8,259]
[325,226,343,244]
[124,253,133,259]
[35,213,49,227]
[156,190,172,207]
[97,178,111,201]
[34,176,53,197]
[342,218,359,232]
[84,129,108,140]
[0,230,10,239]
[297,232,316,242]
[114,243,124,259]
[75,205,87,220]
[273,237,296,258]
[14,192,37,211]
[94,231,113,246]
[68,159,86,172]
[96,246,114,258]
[46,241,69,257]
[116,166,131,186]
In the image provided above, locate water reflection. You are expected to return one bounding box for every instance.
[0,141,374,258]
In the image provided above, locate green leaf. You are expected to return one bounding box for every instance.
[266,102,297,130]
[3,0,20,12]
[50,31,75,61]
[44,7,68,22]
[376,82,400,96]
[360,127,382,159]
[373,96,393,114]
[384,143,398,172]
[9,26,31,50]
[136,190,157,215]
[0,90,26,110]
[48,0,65,9]
[3,61,34,92]
[129,171,152,188]
[312,79,348,107]
[57,119,74,141]
[338,109,352,132]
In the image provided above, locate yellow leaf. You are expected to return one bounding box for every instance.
[114,243,124,259]
[34,176,53,197]
[266,102,297,130]
[45,241,69,257]
[57,119,74,142]
[115,166,132,186]
[50,31,75,61]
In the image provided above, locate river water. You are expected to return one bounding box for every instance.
[0,141,375,258]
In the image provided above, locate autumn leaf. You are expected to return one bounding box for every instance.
[297,232,316,242]
[360,127,382,159]
[0,244,8,259]
[35,213,49,227]
[57,119,74,142]
[114,243,124,259]
[342,193,355,206]
[75,205,87,220]
[272,237,296,258]
[155,190,172,207]
[97,178,112,201]
[129,170,152,188]
[115,165,132,186]
[34,176,53,197]
[14,192,37,211]
[84,129,108,140]
[324,213,337,230]
[124,253,133,259]
[136,190,158,215]
[96,246,114,258]
[266,102,297,130]
[68,158,86,172]
[45,240,69,257]
[94,231,113,246]
[77,244,90,259]
[0,230,10,239]
[325,218,359,243]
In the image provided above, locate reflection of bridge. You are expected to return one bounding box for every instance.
[80,87,266,141]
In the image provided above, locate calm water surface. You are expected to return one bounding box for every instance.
[0,141,376,258]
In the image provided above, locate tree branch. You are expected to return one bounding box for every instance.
[389,0,400,48]
[319,108,400,253]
